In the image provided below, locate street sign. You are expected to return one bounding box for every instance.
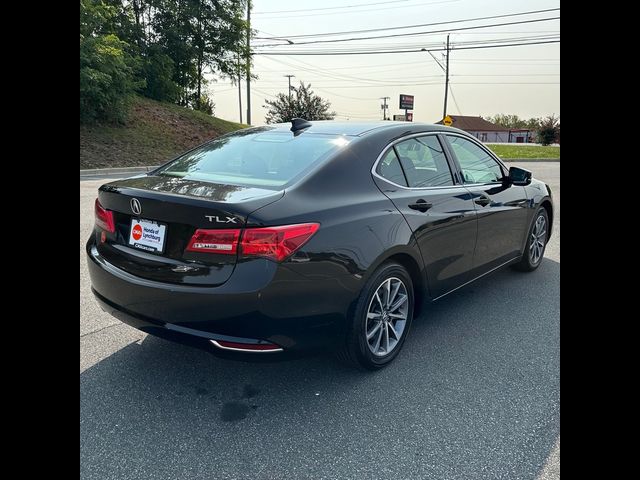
[393,114,406,121]
[406,112,413,122]
[399,94,414,110]
[443,115,453,126]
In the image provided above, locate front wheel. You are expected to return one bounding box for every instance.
[513,208,549,272]
[338,262,414,370]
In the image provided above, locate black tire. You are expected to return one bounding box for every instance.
[512,207,549,272]
[338,262,414,370]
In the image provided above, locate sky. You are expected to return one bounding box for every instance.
[208,0,560,125]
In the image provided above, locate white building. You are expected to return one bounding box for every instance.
[435,115,532,143]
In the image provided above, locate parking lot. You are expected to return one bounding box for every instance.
[80,162,559,480]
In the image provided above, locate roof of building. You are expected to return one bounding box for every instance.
[435,115,508,132]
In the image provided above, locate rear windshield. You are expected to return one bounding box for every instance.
[155,127,351,188]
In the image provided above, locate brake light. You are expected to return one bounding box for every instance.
[240,223,320,262]
[94,199,115,233]
[186,229,241,254]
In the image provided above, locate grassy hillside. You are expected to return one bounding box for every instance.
[80,96,246,169]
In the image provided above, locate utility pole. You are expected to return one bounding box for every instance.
[245,1,251,125]
[237,50,242,124]
[380,97,390,120]
[443,34,450,119]
[284,74,295,101]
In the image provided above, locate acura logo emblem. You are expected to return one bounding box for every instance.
[130,198,142,215]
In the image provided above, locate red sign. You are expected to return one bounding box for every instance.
[399,94,414,110]
[406,112,413,122]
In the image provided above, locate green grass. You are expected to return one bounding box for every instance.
[80,96,247,169]
[487,144,560,160]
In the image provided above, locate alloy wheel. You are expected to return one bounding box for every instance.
[365,277,409,357]
[529,214,547,264]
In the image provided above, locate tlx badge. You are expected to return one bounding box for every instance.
[205,215,238,223]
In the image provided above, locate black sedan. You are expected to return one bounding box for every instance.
[86,119,553,369]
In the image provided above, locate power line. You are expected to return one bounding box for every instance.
[255,8,560,39]
[254,39,560,56]
[254,0,414,15]
[253,0,456,19]
[254,17,559,47]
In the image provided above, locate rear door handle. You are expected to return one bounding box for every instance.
[408,199,432,212]
[474,196,491,207]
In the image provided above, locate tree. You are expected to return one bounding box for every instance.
[80,0,144,123]
[141,45,180,102]
[263,82,336,124]
[485,114,527,129]
[80,0,249,121]
[537,114,560,146]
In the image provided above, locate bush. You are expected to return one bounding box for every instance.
[193,95,215,116]
[536,115,560,146]
[80,34,143,123]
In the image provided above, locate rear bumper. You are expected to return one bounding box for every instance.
[86,238,358,354]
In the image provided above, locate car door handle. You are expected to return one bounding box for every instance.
[408,199,432,212]
[474,196,491,207]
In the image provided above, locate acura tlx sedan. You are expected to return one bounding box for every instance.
[86,119,553,369]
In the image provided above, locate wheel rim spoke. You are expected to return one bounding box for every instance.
[367,321,382,340]
[383,322,390,353]
[373,325,383,352]
[389,294,408,312]
[387,322,399,340]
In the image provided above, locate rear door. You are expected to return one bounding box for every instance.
[372,133,477,299]
[441,134,529,272]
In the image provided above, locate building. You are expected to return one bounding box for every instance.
[435,115,532,143]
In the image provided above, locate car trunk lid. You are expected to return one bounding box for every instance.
[94,174,284,286]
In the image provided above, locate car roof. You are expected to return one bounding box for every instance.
[267,121,456,137]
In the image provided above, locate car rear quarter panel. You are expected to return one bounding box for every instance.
[246,134,426,297]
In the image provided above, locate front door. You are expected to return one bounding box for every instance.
[372,133,477,299]
[442,134,530,273]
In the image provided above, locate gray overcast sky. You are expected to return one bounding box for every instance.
[209,0,560,125]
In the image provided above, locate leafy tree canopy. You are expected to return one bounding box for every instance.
[264,82,336,124]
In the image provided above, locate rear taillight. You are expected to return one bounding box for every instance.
[240,223,320,262]
[186,229,241,254]
[185,223,319,262]
[94,199,115,233]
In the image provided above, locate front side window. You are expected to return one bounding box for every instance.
[393,136,453,188]
[155,128,351,188]
[446,135,504,184]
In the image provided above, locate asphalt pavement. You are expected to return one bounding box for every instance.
[80,162,560,480]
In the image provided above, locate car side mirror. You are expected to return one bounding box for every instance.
[508,166,532,186]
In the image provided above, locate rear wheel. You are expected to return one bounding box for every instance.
[338,262,414,370]
[513,208,549,272]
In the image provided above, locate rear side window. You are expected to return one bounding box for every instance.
[155,128,350,188]
[394,136,453,188]
[376,149,407,186]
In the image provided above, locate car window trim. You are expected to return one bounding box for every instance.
[439,132,508,186]
[371,132,464,191]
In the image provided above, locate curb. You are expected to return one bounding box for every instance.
[80,165,159,177]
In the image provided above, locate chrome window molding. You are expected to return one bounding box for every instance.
[371,132,465,191]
